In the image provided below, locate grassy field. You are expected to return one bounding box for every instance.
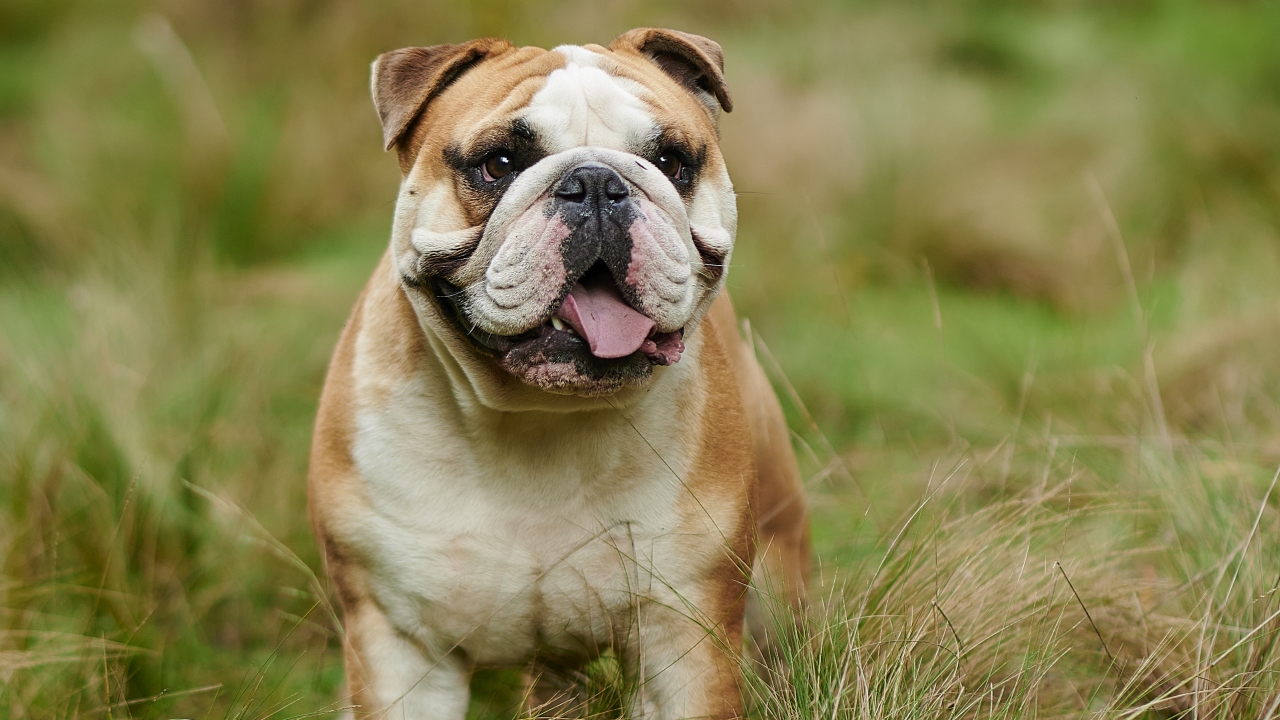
[3,0,1280,717]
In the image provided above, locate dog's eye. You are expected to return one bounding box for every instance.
[481,152,515,182]
[655,151,684,181]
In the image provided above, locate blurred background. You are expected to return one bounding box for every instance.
[2,0,1279,717]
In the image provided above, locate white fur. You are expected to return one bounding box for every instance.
[688,175,737,257]
[526,46,657,152]
[346,328,737,716]
[407,186,483,263]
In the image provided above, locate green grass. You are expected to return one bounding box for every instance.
[2,0,1280,717]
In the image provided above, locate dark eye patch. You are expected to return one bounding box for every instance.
[443,118,548,225]
[639,128,705,197]
[459,118,543,171]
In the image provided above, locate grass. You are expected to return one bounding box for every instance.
[2,0,1280,717]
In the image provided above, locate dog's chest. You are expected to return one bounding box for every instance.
[349,399,698,663]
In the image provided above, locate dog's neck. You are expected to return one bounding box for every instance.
[382,270,703,426]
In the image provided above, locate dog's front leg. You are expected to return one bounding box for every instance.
[342,601,471,720]
[628,598,746,719]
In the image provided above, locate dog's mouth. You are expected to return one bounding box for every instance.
[433,263,685,395]
[553,265,685,364]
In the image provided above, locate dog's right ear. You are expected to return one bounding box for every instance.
[372,39,510,159]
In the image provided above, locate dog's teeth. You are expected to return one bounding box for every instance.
[550,317,565,331]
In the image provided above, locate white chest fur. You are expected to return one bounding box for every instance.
[343,361,713,666]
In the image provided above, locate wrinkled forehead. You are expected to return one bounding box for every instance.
[525,45,660,152]
[421,43,714,161]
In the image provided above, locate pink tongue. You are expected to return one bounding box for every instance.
[555,277,655,359]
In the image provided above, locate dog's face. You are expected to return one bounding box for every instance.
[374,30,737,399]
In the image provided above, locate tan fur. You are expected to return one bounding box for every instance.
[309,31,808,719]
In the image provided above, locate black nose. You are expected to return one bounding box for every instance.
[553,164,639,282]
[554,165,630,208]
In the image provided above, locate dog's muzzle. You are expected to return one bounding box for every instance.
[419,149,701,395]
[541,164,670,360]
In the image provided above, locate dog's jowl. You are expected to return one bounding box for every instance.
[307,29,810,719]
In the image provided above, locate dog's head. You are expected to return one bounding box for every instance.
[375,30,736,400]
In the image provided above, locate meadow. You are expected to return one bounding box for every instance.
[2,0,1280,717]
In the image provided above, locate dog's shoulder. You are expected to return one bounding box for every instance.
[701,293,807,534]
[307,251,421,521]
[701,291,762,435]
[681,293,758,505]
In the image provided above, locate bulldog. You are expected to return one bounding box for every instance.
[308,29,809,719]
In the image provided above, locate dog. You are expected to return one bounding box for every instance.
[308,29,809,719]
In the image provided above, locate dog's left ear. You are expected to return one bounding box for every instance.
[610,28,733,117]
